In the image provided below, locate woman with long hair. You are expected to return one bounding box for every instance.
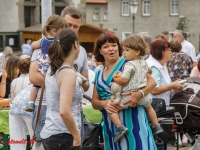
[41,28,82,150]
[0,56,19,98]
[9,56,33,150]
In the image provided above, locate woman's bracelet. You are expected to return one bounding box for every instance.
[0,82,6,84]
[138,90,145,98]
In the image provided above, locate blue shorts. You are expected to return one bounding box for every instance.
[33,84,41,88]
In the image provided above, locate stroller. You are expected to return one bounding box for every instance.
[82,94,104,150]
[170,76,200,148]
[151,98,175,146]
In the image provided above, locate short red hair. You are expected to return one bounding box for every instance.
[93,32,122,62]
[150,40,170,60]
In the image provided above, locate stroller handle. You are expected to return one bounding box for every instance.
[83,94,92,102]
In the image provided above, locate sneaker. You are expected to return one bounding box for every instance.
[25,102,35,112]
[174,132,182,148]
[153,124,163,134]
[182,134,188,147]
[113,125,128,142]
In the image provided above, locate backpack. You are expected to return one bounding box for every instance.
[170,76,200,132]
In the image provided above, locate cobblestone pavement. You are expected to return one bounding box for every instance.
[166,143,192,150]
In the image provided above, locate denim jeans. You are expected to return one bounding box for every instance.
[81,111,84,145]
[32,105,47,140]
[42,133,81,150]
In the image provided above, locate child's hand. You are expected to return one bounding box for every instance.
[116,73,121,78]
[113,71,122,79]
[2,70,7,79]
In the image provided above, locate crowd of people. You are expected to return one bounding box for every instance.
[0,5,200,150]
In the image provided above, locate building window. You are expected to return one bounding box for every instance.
[24,6,35,27]
[0,36,2,48]
[104,8,108,20]
[6,35,19,48]
[122,1,129,16]
[122,32,131,40]
[55,0,64,2]
[93,8,99,20]
[55,7,65,15]
[24,0,31,1]
[142,0,150,16]
[40,6,41,24]
[170,0,179,15]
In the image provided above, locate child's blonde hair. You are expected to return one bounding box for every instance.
[121,35,148,56]
[42,15,68,37]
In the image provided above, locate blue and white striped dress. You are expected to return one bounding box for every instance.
[94,57,157,150]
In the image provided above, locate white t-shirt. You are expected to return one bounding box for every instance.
[181,40,197,63]
[21,44,32,56]
[74,46,89,73]
[83,69,95,103]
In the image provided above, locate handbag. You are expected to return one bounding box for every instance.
[151,98,166,115]
[31,82,45,150]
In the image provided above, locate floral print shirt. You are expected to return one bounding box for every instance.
[36,49,50,75]
[167,52,193,81]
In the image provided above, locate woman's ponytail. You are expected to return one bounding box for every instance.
[48,28,78,75]
[48,40,64,75]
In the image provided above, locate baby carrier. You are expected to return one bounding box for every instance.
[170,76,200,133]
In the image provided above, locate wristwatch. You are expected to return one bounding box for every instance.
[138,90,145,98]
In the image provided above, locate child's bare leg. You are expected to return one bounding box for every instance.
[29,87,39,102]
[145,106,158,126]
[108,112,122,127]
[25,86,39,112]
[109,112,128,142]
[145,106,163,134]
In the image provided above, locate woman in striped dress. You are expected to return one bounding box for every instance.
[91,32,157,150]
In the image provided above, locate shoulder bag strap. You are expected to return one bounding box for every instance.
[32,81,45,142]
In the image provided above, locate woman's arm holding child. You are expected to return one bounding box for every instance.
[92,84,122,113]
[124,73,156,107]
[29,62,45,86]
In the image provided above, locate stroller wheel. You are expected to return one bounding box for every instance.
[154,135,164,145]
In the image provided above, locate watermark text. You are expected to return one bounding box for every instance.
[0,139,34,145]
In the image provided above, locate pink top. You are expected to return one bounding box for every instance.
[190,66,200,77]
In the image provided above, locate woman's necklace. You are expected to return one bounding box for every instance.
[104,57,120,71]
[104,63,115,71]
